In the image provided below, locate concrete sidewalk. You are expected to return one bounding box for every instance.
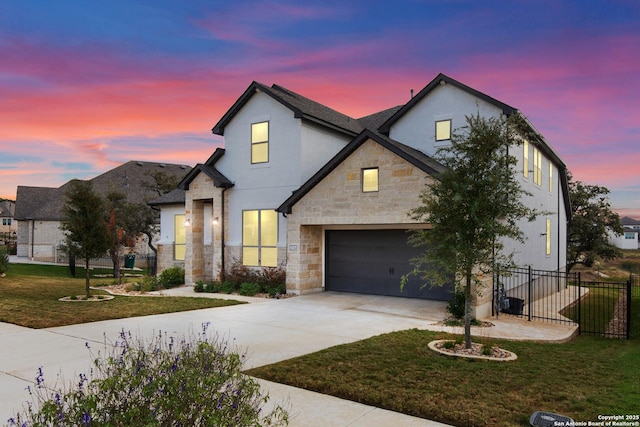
[0,289,577,426]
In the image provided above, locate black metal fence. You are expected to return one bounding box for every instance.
[494,267,636,339]
[69,255,157,277]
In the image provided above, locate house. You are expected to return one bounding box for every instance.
[0,199,17,245]
[158,73,570,318]
[13,161,191,263]
[609,216,640,250]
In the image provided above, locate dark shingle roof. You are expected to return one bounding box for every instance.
[212,82,363,138]
[148,188,186,206]
[0,200,15,218]
[14,161,191,221]
[358,106,403,130]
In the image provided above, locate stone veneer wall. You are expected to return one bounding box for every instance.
[285,139,435,294]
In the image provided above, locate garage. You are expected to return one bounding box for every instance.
[325,229,453,300]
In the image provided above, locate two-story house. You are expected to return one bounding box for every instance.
[160,73,570,318]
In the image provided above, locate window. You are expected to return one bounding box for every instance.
[242,209,278,267]
[362,168,379,192]
[549,162,553,193]
[546,218,552,256]
[174,214,186,261]
[2,218,10,226]
[523,140,529,178]
[435,119,451,141]
[533,147,542,185]
[251,121,269,164]
[625,233,636,240]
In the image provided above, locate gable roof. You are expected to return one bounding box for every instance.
[212,81,363,138]
[277,129,445,214]
[148,188,186,206]
[14,161,191,221]
[378,73,517,134]
[621,216,640,226]
[0,200,15,218]
[177,148,234,191]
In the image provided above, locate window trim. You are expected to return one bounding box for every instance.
[533,146,542,186]
[174,214,186,261]
[549,162,553,193]
[242,209,278,267]
[435,119,452,142]
[523,140,529,178]
[362,167,379,193]
[546,218,552,256]
[251,121,269,164]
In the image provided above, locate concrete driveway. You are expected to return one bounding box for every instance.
[0,291,452,426]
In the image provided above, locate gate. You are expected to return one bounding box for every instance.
[494,267,635,339]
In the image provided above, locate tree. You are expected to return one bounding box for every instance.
[566,174,623,271]
[105,192,140,283]
[405,113,539,348]
[61,181,111,298]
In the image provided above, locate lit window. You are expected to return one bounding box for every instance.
[523,140,529,178]
[174,214,186,261]
[549,163,553,193]
[435,119,451,141]
[625,233,635,240]
[251,121,269,164]
[533,147,542,185]
[242,209,278,267]
[546,218,552,256]
[362,168,379,192]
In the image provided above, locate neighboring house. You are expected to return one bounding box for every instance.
[609,216,640,250]
[157,73,570,318]
[14,161,191,263]
[0,200,17,244]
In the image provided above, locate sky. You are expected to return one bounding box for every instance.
[1,0,639,217]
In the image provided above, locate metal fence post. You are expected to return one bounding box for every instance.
[578,272,582,336]
[627,277,632,340]
[528,265,532,321]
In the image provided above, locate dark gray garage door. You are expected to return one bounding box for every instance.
[325,229,453,300]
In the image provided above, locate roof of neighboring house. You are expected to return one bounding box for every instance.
[212,81,363,138]
[0,200,15,217]
[623,226,639,234]
[14,161,191,221]
[277,129,445,214]
[621,216,640,226]
[148,188,186,206]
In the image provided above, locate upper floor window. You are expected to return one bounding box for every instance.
[435,119,451,142]
[251,121,269,164]
[242,209,278,267]
[2,218,11,226]
[523,140,529,178]
[362,168,379,192]
[625,232,636,240]
[533,147,542,185]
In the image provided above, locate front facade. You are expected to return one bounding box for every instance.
[0,200,17,244]
[161,73,570,317]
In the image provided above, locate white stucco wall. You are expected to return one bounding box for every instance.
[609,230,639,250]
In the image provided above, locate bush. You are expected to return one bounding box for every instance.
[239,282,261,296]
[158,266,185,288]
[0,246,8,275]
[133,275,160,292]
[8,326,289,426]
[446,289,466,319]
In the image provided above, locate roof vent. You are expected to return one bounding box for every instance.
[410,89,414,99]
[136,161,144,166]
[159,164,166,168]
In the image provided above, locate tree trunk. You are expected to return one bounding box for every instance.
[464,267,472,349]
[85,257,91,298]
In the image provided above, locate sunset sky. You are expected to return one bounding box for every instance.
[1,1,639,216]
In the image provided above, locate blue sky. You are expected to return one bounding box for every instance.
[1,0,639,216]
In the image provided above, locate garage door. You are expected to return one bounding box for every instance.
[325,229,453,300]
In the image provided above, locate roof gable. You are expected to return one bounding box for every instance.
[212,81,362,138]
[378,73,517,134]
[277,129,444,214]
[178,148,234,191]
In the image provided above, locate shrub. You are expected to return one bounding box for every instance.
[446,289,466,319]
[259,266,286,288]
[0,246,8,275]
[225,260,258,285]
[135,275,160,292]
[264,283,286,298]
[219,280,237,294]
[8,326,289,426]
[158,266,185,288]
[239,282,261,296]
[194,280,205,292]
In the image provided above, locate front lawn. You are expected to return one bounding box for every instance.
[246,329,640,427]
[0,264,244,328]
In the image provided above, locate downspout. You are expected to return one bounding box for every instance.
[221,187,229,276]
[557,185,561,271]
[30,219,35,260]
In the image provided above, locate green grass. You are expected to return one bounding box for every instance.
[0,263,245,328]
[248,325,640,426]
